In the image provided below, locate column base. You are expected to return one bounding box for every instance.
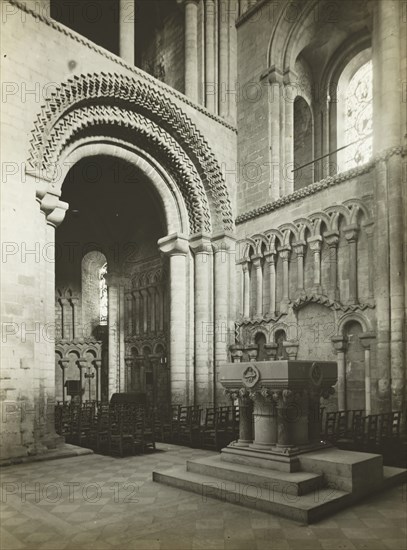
[232,439,253,447]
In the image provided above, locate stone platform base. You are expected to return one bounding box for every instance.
[0,443,93,467]
[153,447,407,523]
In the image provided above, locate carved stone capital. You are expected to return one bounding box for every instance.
[324,231,340,248]
[279,248,291,261]
[252,255,262,268]
[292,241,306,256]
[359,332,376,350]
[264,343,278,360]
[39,192,69,228]
[212,232,236,254]
[245,345,258,362]
[189,232,213,255]
[331,335,347,353]
[308,236,322,252]
[282,341,299,360]
[158,233,189,256]
[343,224,359,243]
[264,251,276,263]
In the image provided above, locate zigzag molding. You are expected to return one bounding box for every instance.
[27,71,234,233]
[46,104,212,233]
[292,294,375,313]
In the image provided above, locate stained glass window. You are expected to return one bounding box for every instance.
[99,263,108,325]
[344,60,373,169]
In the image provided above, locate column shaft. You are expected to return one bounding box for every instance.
[184,0,199,102]
[205,0,216,112]
[119,0,135,65]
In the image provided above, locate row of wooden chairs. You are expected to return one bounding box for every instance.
[323,409,403,452]
[154,405,239,451]
[55,401,156,457]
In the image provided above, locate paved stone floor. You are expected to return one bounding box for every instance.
[0,444,406,550]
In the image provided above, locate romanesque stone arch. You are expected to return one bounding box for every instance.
[27,72,234,235]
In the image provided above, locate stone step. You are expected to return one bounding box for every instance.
[153,466,350,524]
[186,455,324,496]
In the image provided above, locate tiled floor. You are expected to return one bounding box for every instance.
[0,444,406,550]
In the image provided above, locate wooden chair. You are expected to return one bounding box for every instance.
[108,408,136,457]
[178,407,202,447]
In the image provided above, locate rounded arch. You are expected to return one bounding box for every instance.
[337,312,373,336]
[27,72,233,235]
[58,139,190,236]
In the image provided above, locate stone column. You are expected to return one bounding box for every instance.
[93,360,101,402]
[245,345,258,362]
[77,359,87,403]
[59,298,71,341]
[183,0,200,102]
[308,236,322,294]
[119,0,135,65]
[251,393,277,449]
[359,333,376,416]
[242,261,250,318]
[343,224,359,305]
[332,336,347,410]
[283,342,299,360]
[125,290,133,336]
[124,357,132,393]
[213,234,235,391]
[149,286,156,333]
[283,82,295,195]
[70,297,79,340]
[279,248,290,313]
[60,359,70,404]
[264,252,276,316]
[38,192,68,451]
[292,242,305,296]
[119,283,126,392]
[275,390,294,449]
[267,68,284,200]
[264,343,278,361]
[190,233,214,405]
[252,255,263,318]
[157,285,165,332]
[324,232,340,301]
[158,234,190,404]
[218,0,228,118]
[106,273,120,398]
[364,222,375,302]
[237,394,253,446]
[140,288,149,333]
[132,290,141,336]
[205,0,216,112]
[230,344,244,363]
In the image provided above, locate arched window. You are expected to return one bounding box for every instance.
[336,53,373,173]
[81,251,108,335]
[99,263,108,325]
[343,60,372,170]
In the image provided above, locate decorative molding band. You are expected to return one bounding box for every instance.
[8,0,237,134]
[44,104,212,233]
[291,294,375,313]
[236,147,405,225]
